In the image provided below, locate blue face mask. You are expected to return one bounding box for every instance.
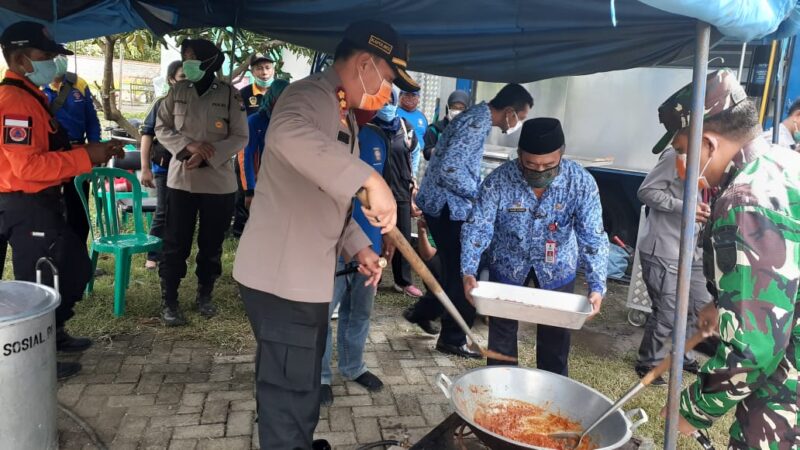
[255,77,274,88]
[376,104,397,122]
[25,57,58,86]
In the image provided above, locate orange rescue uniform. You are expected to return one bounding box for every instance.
[0,70,91,193]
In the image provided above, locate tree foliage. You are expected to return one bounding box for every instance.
[87,27,314,139]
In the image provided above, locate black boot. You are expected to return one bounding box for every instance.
[56,328,92,353]
[196,284,217,318]
[161,280,186,327]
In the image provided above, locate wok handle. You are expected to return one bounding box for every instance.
[625,408,648,433]
[435,373,453,400]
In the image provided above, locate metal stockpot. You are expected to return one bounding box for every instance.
[0,259,61,450]
[437,367,647,450]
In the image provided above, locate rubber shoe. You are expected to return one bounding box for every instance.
[56,329,92,353]
[436,341,481,359]
[57,361,82,380]
[394,284,423,298]
[312,439,331,450]
[320,384,333,407]
[196,293,218,318]
[402,307,440,335]
[354,371,384,392]
[683,360,701,374]
[162,306,187,327]
[635,365,666,386]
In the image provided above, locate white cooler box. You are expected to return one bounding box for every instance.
[470,281,592,330]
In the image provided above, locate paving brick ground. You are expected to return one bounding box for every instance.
[57,304,475,450]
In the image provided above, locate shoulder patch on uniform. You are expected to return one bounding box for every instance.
[3,115,32,145]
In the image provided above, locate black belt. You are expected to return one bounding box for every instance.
[0,186,64,205]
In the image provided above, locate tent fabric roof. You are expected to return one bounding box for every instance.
[1,0,797,83]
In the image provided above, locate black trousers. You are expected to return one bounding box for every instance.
[392,200,413,287]
[408,254,444,320]
[62,178,91,244]
[146,172,168,261]
[240,284,329,450]
[232,156,249,237]
[159,188,235,306]
[0,192,91,328]
[420,206,475,347]
[487,272,574,376]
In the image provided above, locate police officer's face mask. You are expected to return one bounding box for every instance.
[25,57,58,87]
[358,58,393,111]
[54,55,68,78]
[182,54,218,83]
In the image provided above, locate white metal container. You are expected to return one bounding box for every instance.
[0,281,61,450]
[471,281,592,329]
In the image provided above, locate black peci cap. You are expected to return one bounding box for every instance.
[519,118,565,155]
[0,21,73,55]
[341,20,419,92]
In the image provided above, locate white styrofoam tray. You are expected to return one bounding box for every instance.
[470,281,592,330]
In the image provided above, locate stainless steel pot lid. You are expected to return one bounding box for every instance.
[0,281,61,325]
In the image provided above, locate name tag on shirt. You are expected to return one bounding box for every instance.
[507,204,527,213]
[337,131,351,145]
[545,240,557,264]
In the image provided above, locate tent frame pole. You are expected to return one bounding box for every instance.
[663,20,710,450]
[772,37,794,144]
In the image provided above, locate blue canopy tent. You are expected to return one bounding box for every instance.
[0,1,798,82]
[1,1,798,448]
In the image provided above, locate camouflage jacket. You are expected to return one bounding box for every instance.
[679,136,800,448]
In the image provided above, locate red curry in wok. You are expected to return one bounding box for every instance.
[473,399,597,450]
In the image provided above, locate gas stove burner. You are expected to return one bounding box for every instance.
[410,414,488,450]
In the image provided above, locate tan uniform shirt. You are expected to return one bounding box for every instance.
[233,69,374,303]
[155,78,248,194]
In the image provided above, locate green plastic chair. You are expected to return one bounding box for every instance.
[75,167,162,317]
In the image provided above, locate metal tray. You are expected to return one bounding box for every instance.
[471,281,592,330]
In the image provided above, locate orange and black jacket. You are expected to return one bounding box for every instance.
[0,71,91,193]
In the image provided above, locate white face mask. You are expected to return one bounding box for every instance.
[504,110,522,134]
[447,109,462,121]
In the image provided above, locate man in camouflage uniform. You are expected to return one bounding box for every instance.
[653,69,800,448]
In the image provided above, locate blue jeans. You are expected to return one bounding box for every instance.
[321,260,376,385]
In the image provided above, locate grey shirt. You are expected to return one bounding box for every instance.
[637,148,702,261]
[233,68,374,303]
[155,78,248,194]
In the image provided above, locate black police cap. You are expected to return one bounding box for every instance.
[341,20,419,92]
[0,21,73,55]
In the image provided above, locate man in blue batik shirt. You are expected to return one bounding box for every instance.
[462,118,608,374]
[415,83,533,359]
[397,89,428,177]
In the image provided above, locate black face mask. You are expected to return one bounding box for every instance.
[520,162,560,189]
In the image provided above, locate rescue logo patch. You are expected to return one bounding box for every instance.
[72,91,83,101]
[3,115,32,145]
[249,96,258,106]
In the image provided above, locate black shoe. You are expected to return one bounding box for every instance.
[312,439,331,450]
[320,384,333,407]
[695,337,720,358]
[683,360,701,374]
[56,329,92,353]
[196,288,218,318]
[162,305,187,327]
[57,361,82,380]
[354,371,384,392]
[635,365,666,386]
[403,307,440,335]
[436,341,481,359]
